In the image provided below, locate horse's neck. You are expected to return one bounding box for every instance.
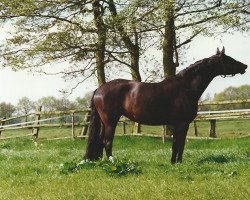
[184,60,221,100]
[189,72,215,100]
[163,59,220,101]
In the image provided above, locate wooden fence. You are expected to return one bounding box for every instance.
[0,107,91,139]
[196,99,250,137]
[0,99,249,140]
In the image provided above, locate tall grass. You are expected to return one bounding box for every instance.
[0,136,249,199]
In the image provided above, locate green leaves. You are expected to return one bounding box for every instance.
[100,159,142,177]
[59,159,96,174]
[59,158,142,177]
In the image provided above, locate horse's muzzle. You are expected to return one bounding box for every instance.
[240,64,248,74]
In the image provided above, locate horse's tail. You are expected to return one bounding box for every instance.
[84,90,103,160]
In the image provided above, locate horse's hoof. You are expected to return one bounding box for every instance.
[109,156,114,163]
[79,159,89,165]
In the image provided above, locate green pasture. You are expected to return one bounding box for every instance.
[0,134,249,199]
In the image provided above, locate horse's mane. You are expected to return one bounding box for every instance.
[177,57,212,77]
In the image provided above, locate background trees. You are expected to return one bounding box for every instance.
[213,85,250,110]
[0,102,15,118]
[37,96,59,113]
[75,91,93,109]
[16,97,35,121]
[0,94,92,118]
[214,85,250,101]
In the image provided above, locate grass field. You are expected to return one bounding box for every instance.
[1,118,250,139]
[0,134,249,200]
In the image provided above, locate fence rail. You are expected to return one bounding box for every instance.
[0,99,249,140]
[198,99,250,106]
[196,109,250,120]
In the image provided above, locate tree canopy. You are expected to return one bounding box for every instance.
[0,0,249,92]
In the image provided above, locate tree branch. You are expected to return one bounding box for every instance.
[107,52,131,67]
[175,0,222,18]
[176,28,205,48]
[177,10,237,30]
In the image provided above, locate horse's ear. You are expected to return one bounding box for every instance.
[221,46,225,54]
[216,47,220,55]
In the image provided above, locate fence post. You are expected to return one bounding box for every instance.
[162,125,173,143]
[209,119,217,138]
[122,121,126,135]
[32,106,42,138]
[71,112,75,138]
[193,121,198,137]
[162,125,166,143]
[0,117,6,136]
[162,125,173,137]
[80,110,91,137]
[133,123,141,135]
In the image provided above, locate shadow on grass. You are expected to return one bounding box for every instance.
[198,154,236,164]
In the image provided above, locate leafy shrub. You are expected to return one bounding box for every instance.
[100,159,142,177]
[59,158,142,177]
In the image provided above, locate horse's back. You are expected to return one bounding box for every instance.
[93,79,137,119]
[95,79,135,96]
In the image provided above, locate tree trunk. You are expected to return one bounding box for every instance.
[130,44,142,81]
[25,111,28,122]
[108,0,141,81]
[162,2,176,137]
[95,49,106,85]
[162,2,176,77]
[93,0,106,85]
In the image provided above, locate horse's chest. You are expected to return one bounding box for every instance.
[172,91,198,121]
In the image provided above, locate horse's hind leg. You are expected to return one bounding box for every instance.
[98,108,120,161]
[99,125,105,159]
[102,116,119,161]
[103,121,118,161]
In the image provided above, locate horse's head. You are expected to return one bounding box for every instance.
[216,47,247,77]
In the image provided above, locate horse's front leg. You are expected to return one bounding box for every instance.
[171,135,178,164]
[171,122,189,163]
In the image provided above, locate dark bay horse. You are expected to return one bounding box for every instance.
[84,47,247,163]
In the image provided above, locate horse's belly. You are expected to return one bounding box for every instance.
[123,111,171,126]
[122,87,198,125]
[124,106,197,125]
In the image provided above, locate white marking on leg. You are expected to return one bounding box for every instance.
[109,156,114,163]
